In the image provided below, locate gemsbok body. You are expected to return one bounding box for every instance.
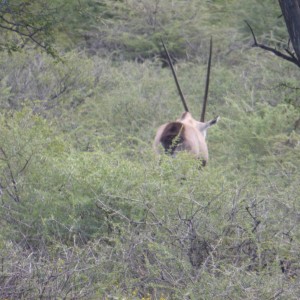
[154,38,219,166]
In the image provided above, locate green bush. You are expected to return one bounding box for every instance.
[1,1,300,298]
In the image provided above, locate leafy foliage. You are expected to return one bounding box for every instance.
[1,0,300,299]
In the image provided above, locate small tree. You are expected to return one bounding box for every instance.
[0,0,58,55]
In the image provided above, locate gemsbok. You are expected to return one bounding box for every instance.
[153,38,219,166]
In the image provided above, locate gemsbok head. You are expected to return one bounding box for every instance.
[153,38,219,166]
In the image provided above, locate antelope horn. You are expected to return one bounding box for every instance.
[200,37,213,122]
[161,39,189,112]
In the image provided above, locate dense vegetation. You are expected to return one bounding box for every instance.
[0,0,300,299]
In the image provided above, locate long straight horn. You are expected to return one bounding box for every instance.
[200,37,213,122]
[161,39,189,112]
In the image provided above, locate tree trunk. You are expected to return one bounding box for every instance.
[278,0,300,62]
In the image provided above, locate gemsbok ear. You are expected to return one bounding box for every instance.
[154,38,219,166]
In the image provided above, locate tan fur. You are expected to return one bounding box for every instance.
[154,112,219,164]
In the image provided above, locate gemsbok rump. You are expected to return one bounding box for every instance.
[153,39,219,166]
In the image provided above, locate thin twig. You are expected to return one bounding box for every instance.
[245,206,261,233]
[0,147,20,202]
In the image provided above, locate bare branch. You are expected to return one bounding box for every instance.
[246,206,261,233]
[244,20,258,45]
[0,147,20,202]
[18,154,33,175]
[245,20,300,68]
[284,47,298,61]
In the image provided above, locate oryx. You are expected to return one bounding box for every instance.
[153,38,219,166]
